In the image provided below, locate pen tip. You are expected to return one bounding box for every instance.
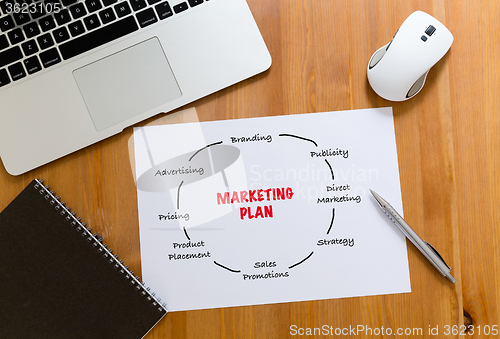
[369,190,385,207]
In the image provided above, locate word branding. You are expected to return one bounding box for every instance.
[230,133,272,144]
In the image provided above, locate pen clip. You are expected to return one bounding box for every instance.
[424,241,450,269]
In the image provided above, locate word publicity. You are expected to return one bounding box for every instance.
[217,187,294,220]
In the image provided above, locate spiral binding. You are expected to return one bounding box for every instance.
[33,179,167,313]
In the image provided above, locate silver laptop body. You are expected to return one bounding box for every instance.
[0,0,271,175]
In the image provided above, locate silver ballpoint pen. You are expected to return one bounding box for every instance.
[370,190,456,283]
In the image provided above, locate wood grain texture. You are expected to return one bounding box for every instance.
[1,0,499,338]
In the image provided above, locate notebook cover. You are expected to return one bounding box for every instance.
[0,179,167,339]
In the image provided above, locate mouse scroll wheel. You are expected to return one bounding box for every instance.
[425,25,436,36]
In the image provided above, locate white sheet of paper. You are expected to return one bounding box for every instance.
[134,108,411,311]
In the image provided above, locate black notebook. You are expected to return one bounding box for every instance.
[0,179,167,339]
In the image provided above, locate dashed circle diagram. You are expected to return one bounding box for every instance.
[137,131,363,280]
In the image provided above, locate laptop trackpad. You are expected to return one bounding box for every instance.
[73,37,182,131]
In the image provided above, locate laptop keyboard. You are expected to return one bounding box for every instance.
[0,0,206,88]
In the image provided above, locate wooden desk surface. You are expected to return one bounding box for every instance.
[1,0,499,337]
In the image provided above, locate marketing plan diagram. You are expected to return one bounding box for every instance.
[134,108,411,311]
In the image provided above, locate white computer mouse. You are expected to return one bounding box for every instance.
[367,11,453,101]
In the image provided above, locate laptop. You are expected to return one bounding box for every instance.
[0,0,271,175]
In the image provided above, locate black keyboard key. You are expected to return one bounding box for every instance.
[53,26,69,42]
[8,28,24,44]
[40,47,61,67]
[21,39,38,55]
[155,1,172,20]
[45,0,62,7]
[0,45,22,67]
[23,55,42,74]
[83,13,100,30]
[48,0,62,9]
[136,8,156,27]
[61,0,77,6]
[37,32,54,49]
[59,16,138,60]
[0,68,10,87]
[54,8,71,25]
[68,20,85,36]
[0,1,11,15]
[102,0,117,6]
[39,15,56,32]
[114,1,130,17]
[173,1,187,13]
[30,3,46,19]
[188,0,202,6]
[23,21,40,38]
[129,0,146,11]
[99,7,115,24]
[0,34,9,50]
[85,0,102,13]
[70,2,86,19]
[0,15,15,31]
[13,12,31,26]
[147,0,160,5]
[8,61,25,81]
